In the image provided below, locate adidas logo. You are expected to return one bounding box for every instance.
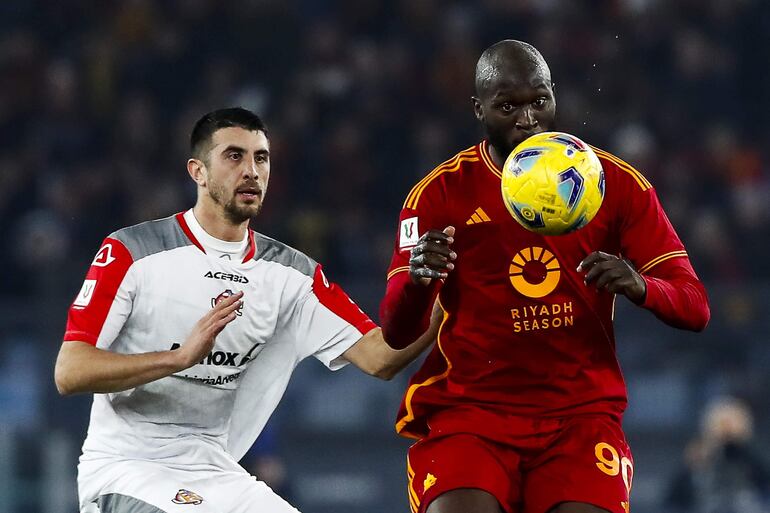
[466,207,491,225]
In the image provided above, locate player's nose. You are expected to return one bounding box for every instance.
[515,106,538,130]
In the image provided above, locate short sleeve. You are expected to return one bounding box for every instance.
[63,238,136,347]
[289,265,376,370]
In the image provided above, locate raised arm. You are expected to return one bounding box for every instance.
[55,292,243,395]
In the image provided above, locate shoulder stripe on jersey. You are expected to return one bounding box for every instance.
[112,214,193,261]
[395,298,452,436]
[387,266,410,281]
[638,250,688,274]
[252,232,317,277]
[592,147,652,191]
[404,147,478,209]
[479,140,503,178]
[405,154,479,210]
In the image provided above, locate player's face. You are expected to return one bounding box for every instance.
[204,127,270,223]
[473,66,556,160]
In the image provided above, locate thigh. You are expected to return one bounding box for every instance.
[91,461,300,513]
[407,433,522,513]
[194,470,300,513]
[523,416,633,513]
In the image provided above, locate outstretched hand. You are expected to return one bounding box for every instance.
[577,251,646,304]
[409,226,457,286]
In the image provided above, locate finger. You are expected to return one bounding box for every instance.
[411,266,448,280]
[594,267,625,290]
[410,253,454,270]
[577,251,615,272]
[420,229,454,245]
[583,260,617,284]
[443,226,456,239]
[412,241,455,258]
[211,291,244,310]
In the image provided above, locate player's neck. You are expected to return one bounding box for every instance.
[488,144,507,170]
[192,204,249,242]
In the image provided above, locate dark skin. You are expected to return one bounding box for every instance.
[411,42,641,513]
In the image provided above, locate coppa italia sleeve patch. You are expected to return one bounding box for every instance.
[399,216,419,249]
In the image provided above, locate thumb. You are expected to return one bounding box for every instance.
[443,226,456,237]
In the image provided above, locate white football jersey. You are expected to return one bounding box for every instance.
[64,211,375,505]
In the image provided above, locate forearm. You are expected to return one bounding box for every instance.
[379,272,440,349]
[55,341,183,395]
[641,261,710,331]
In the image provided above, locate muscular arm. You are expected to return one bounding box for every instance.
[55,292,243,395]
[345,302,442,380]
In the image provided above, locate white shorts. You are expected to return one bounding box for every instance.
[79,460,300,513]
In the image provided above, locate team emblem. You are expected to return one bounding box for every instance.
[171,489,203,505]
[423,473,437,492]
[508,247,561,298]
[212,289,244,316]
[92,244,116,267]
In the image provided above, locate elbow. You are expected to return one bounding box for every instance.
[690,303,711,332]
[54,369,75,396]
[372,365,398,381]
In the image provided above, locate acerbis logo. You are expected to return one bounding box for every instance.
[508,246,561,298]
[204,270,249,284]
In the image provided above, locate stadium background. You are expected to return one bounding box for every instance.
[0,1,768,512]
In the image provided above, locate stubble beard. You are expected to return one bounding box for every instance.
[208,182,261,224]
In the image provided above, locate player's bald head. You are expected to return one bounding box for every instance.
[475,40,552,97]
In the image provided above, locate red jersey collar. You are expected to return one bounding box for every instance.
[479,140,503,178]
[175,212,256,264]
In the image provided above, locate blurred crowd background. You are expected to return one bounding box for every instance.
[0,0,768,512]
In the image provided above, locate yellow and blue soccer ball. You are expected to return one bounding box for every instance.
[501,132,605,236]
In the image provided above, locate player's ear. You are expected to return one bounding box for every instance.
[187,158,207,187]
[472,96,484,122]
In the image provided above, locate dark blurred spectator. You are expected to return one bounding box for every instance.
[665,396,770,513]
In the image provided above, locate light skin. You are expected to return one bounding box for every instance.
[55,125,436,395]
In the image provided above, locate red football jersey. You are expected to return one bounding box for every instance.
[386,140,702,439]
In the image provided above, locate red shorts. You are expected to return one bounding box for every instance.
[405,406,633,513]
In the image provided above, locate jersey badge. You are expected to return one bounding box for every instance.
[73,279,97,308]
[465,207,492,225]
[212,289,244,316]
[423,473,437,493]
[91,244,116,267]
[399,217,419,249]
[171,489,204,505]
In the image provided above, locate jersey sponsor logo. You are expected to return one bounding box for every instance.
[91,244,116,267]
[399,217,419,249]
[465,207,491,225]
[508,246,561,298]
[170,343,251,366]
[204,270,249,284]
[171,489,203,505]
[73,279,97,308]
[423,473,437,493]
[511,302,574,333]
[212,289,244,316]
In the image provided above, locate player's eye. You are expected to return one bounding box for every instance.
[500,103,514,113]
[532,97,547,108]
[228,152,242,161]
[255,154,268,164]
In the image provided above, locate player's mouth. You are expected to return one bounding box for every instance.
[236,186,262,201]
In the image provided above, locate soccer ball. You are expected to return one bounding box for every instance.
[500,131,605,236]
